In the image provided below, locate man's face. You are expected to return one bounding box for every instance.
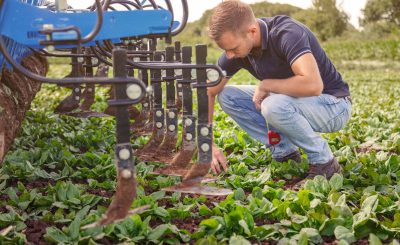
[216,30,253,59]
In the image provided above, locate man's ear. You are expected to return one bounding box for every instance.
[248,23,257,34]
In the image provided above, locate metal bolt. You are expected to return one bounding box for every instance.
[175,69,182,76]
[46,45,55,52]
[200,127,209,136]
[207,69,219,82]
[121,169,132,179]
[74,88,80,93]
[186,133,193,141]
[87,88,93,92]
[177,83,182,88]
[168,125,176,131]
[43,24,53,30]
[201,143,210,152]
[185,118,192,126]
[126,84,142,100]
[146,86,153,94]
[91,57,98,64]
[178,92,183,97]
[191,69,197,79]
[143,103,149,108]
[55,0,68,10]
[123,40,129,45]
[156,122,163,128]
[156,110,162,117]
[118,148,130,160]
[75,96,80,101]
[77,57,84,63]
[161,70,166,77]
[168,111,175,119]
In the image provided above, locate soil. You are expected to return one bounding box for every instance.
[357,146,399,155]
[142,184,155,195]
[138,138,195,164]
[189,194,226,208]
[280,176,303,190]
[130,107,149,124]
[131,122,153,136]
[0,54,48,164]
[86,188,114,198]
[130,108,152,134]
[172,217,202,234]
[247,240,277,245]
[322,238,369,245]
[153,166,194,177]
[136,149,175,163]
[97,237,114,245]
[0,203,8,212]
[149,215,201,234]
[253,218,278,226]
[24,220,52,245]
[26,179,56,189]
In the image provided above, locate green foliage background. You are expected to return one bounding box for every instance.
[0,1,400,244]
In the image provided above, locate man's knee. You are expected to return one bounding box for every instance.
[261,94,295,123]
[217,85,239,110]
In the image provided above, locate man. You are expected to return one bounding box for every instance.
[207,0,352,187]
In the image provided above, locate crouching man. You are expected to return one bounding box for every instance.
[207,0,352,188]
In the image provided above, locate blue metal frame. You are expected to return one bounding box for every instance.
[0,0,178,49]
[0,0,46,68]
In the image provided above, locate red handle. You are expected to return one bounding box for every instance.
[268,130,281,145]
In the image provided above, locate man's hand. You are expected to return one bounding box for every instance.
[211,143,228,174]
[252,84,269,111]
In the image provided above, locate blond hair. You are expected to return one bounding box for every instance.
[208,0,256,41]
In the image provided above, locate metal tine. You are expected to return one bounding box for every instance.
[131,38,156,135]
[79,49,95,111]
[125,40,141,119]
[135,43,166,156]
[138,46,178,163]
[101,41,142,119]
[162,45,232,196]
[130,41,152,132]
[153,46,197,175]
[174,41,183,111]
[55,47,110,118]
[54,48,83,114]
[97,49,148,226]
[73,48,110,118]
[156,46,179,153]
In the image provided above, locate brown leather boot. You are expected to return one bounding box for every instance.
[274,150,302,163]
[293,157,342,190]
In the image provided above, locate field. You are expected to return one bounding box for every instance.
[0,40,399,244]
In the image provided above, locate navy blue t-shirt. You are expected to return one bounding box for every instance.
[218,16,350,97]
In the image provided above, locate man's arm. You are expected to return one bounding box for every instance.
[259,53,323,97]
[208,77,230,123]
[207,77,230,174]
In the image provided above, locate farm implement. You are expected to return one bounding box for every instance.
[0,0,233,225]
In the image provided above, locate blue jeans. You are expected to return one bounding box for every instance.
[217,85,352,164]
